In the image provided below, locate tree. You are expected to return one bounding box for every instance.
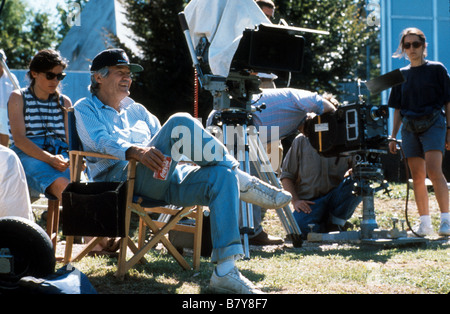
[119,0,198,123]
[274,0,380,100]
[0,0,59,69]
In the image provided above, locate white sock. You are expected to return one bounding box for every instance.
[441,212,450,223]
[216,256,236,277]
[420,215,432,227]
[234,168,253,191]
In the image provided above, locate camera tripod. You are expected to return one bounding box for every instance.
[208,110,302,259]
[178,11,302,258]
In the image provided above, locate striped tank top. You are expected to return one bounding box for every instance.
[10,87,66,144]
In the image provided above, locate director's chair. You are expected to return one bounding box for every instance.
[63,108,203,278]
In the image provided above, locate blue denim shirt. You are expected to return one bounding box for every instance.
[73,95,161,181]
[252,88,325,142]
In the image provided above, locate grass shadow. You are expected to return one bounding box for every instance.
[247,238,446,265]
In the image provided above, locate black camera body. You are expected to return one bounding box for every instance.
[304,102,389,157]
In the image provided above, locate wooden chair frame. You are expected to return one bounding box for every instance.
[63,109,203,279]
[30,190,62,261]
[45,196,61,259]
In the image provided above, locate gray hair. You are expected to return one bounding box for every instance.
[89,66,110,95]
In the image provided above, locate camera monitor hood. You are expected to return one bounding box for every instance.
[231,23,305,73]
[365,69,405,94]
[184,0,270,77]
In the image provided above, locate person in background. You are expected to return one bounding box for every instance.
[280,116,361,238]
[0,145,33,220]
[388,27,450,236]
[256,0,275,20]
[0,50,19,146]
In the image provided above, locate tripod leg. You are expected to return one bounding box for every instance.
[224,123,254,259]
[238,125,254,259]
[248,132,303,247]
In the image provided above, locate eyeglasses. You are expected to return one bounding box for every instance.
[403,41,423,49]
[112,70,134,79]
[44,72,66,81]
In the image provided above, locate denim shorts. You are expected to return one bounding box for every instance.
[401,113,446,158]
[10,136,70,194]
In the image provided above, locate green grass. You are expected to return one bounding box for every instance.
[34,183,450,294]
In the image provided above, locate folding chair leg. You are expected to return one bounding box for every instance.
[141,211,191,270]
[64,236,104,263]
[138,218,145,249]
[45,199,63,261]
[192,206,203,270]
[117,208,192,278]
[64,236,74,264]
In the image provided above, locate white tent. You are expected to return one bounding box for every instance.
[58,0,140,71]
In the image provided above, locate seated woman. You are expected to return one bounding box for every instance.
[8,49,71,201]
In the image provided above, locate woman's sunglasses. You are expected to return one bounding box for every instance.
[44,72,66,81]
[403,41,423,49]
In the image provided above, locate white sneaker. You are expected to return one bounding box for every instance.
[237,172,291,208]
[438,220,450,236]
[412,223,434,237]
[209,267,263,294]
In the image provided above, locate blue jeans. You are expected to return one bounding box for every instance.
[107,113,244,263]
[401,113,446,158]
[293,176,362,235]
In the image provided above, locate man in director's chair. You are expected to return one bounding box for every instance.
[72,48,291,294]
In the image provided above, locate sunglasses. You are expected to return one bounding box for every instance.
[44,72,66,81]
[403,41,423,49]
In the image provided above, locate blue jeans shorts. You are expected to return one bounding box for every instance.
[401,113,446,158]
[10,136,70,194]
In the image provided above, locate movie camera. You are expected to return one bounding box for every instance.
[304,71,410,241]
[303,81,389,159]
[303,82,390,240]
[303,71,406,184]
[304,70,406,159]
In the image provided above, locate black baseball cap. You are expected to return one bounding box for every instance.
[91,48,143,73]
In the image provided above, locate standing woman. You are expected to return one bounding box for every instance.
[388,28,450,236]
[8,49,71,201]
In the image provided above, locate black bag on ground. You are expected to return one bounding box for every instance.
[62,181,126,237]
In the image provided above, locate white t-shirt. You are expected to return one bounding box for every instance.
[0,145,33,220]
[0,72,18,135]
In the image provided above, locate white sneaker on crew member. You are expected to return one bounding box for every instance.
[438,220,450,236]
[412,222,434,237]
[236,168,291,209]
[209,267,264,294]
